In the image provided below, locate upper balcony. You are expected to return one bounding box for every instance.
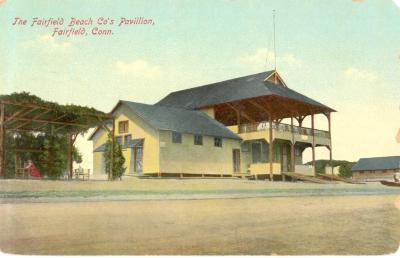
[227,121,331,146]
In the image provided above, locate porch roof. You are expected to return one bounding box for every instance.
[156,71,335,113]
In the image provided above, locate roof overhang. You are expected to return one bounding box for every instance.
[209,95,335,126]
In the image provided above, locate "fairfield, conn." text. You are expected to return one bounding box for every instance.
[12,16,155,37]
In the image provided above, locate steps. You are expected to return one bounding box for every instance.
[281,172,334,184]
[317,174,365,184]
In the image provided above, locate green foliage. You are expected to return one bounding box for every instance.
[4,132,84,179]
[1,91,106,179]
[339,162,356,178]
[103,136,126,180]
[0,92,107,135]
[305,159,355,176]
[73,147,83,164]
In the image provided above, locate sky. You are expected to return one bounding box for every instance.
[1,0,399,169]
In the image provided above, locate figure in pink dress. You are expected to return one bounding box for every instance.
[25,160,41,178]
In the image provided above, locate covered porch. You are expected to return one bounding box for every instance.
[211,90,335,181]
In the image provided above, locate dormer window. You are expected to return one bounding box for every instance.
[118,121,129,134]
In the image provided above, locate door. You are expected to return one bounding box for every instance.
[281,145,289,172]
[129,149,135,175]
[233,149,241,173]
[134,147,143,173]
[251,142,262,163]
[129,147,143,174]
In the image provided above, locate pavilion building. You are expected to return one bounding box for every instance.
[90,70,335,180]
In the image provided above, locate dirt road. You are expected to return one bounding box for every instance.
[1,195,399,255]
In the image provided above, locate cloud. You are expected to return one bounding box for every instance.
[344,67,378,81]
[22,34,72,51]
[238,48,302,69]
[114,59,163,78]
[393,0,400,8]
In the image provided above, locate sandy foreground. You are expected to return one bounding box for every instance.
[1,194,400,255]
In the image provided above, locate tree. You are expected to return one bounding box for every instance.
[103,136,126,180]
[339,162,355,178]
[73,146,83,164]
[306,159,356,176]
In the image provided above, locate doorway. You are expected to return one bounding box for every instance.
[130,147,143,174]
[233,149,240,173]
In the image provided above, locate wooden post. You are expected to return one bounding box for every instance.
[236,110,241,133]
[269,118,274,181]
[67,134,73,180]
[311,114,316,176]
[328,112,333,176]
[0,103,5,178]
[290,117,295,173]
[110,118,115,180]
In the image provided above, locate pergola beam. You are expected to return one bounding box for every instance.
[33,113,70,131]
[5,116,88,128]
[5,107,39,125]
[11,110,51,130]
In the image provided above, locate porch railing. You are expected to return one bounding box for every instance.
[238,121,330,138]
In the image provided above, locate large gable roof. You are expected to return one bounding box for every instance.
[117,101,241,140]
[351,156,400,171]
[155,71,334,112]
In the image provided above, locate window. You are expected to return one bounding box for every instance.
[116,136,123,145]
[194,134,203,145]
[241,142,249,152]
[118,121,129,134]
[172,131,182,143]
[214,137,222,147]
[124,134,132,145]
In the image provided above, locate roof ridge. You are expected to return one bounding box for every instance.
[359,156,400,159]
[122,100,200,113]
[161,71,274,96]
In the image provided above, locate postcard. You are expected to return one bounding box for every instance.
[0,0,399,255]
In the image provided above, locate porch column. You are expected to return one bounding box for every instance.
[236,110,241,132]
[290,117,295,173]
[0,103,5,178]
[328,112,333,176]
[311,114,316,176]
[269,118,273,181]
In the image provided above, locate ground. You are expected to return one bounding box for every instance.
[1,178,400,255]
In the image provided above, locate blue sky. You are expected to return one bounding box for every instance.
[1,0,399,168]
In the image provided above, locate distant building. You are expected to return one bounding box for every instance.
[351,156,400,182]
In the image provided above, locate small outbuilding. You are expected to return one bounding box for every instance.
[351,156,400,182]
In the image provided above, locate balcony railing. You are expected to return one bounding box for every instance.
[238,121,330,138]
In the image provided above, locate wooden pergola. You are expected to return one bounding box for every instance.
[0,93,113,179]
